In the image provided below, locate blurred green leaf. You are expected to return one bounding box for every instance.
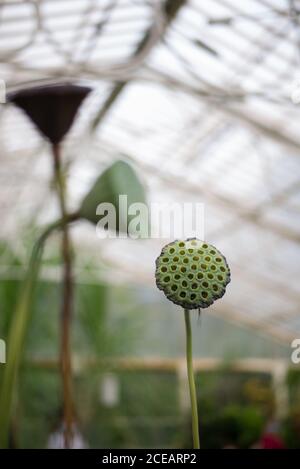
[0,220,62,448]
[79,160,147,235]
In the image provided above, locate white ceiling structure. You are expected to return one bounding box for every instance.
[0,0,300,344]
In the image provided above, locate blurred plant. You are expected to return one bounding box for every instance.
[155,238,231,449]
[218,405,264,448]
[0,217,72,448]
[0,83,147,448]
[287,369,300,408]
[282,407,300,448]
[243,378,275,415]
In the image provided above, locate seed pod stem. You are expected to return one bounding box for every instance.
[52,143,74,449]
[184,308,200,449]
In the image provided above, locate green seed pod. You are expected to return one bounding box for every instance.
[155,238,230,310]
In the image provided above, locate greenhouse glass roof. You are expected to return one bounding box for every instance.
[0,0,300,344]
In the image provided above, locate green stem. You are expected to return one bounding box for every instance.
[184,308,200,449]
[0,215,78,448]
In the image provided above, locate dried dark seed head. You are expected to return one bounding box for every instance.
[155,238,230,310]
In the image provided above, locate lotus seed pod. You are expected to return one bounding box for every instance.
[155,238,230,310]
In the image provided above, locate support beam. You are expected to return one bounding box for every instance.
[91,0,187,130]
[27,356,291,375]
[271,361,289,419]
